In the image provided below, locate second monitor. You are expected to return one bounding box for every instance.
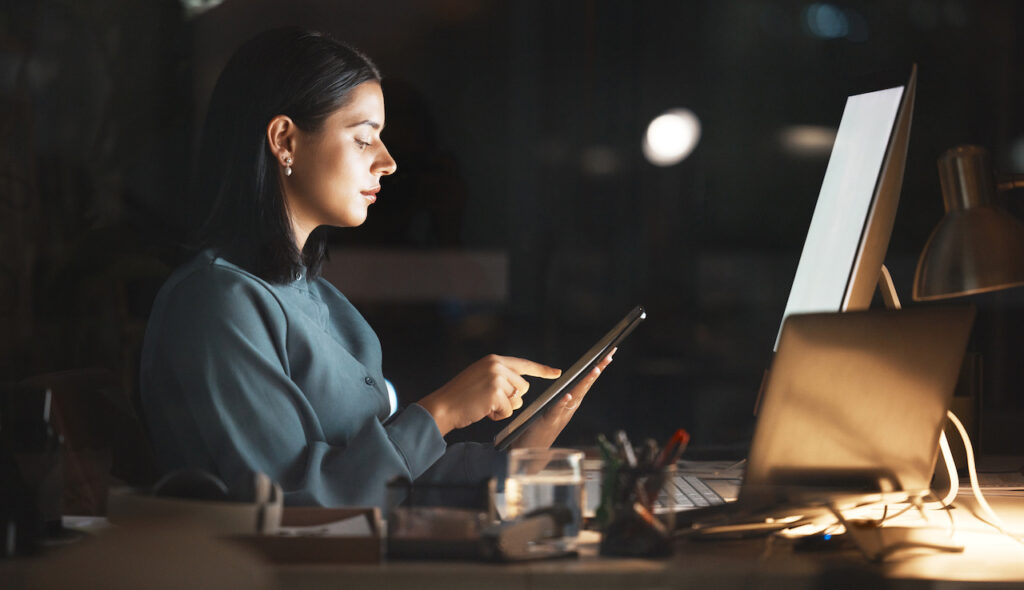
[777,65,917,347]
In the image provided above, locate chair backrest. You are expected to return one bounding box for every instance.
[15,368,158,515]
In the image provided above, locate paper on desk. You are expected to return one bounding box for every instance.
[277,514,373,537]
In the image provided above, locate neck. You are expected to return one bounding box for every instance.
[291,218,313,253]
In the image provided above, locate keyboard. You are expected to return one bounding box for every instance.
[583,469,727,517]
[655,473,726,512]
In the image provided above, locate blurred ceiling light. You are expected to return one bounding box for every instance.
[803,3,848,39]
[643,109,701,167]
[180,0,225,17]
[779,125,837,157]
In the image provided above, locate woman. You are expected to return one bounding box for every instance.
[139,28,611,508]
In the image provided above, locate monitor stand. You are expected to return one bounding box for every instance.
[878,265,902,310]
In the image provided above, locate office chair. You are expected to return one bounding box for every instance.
[14,368,158,515]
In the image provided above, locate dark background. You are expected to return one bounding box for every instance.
[3,0,1023,457]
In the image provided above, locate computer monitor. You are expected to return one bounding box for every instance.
[776,66,917,349]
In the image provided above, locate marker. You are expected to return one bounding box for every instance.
[655,428,690,468]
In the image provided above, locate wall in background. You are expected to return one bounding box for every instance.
[3,0,1023,454]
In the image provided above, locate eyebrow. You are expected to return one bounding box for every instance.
[348,119,381,130]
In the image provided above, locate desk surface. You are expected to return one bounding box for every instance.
[6,491,1024,590]
[273,494,1024,590]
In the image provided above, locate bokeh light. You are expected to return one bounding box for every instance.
[804,3,849,39]
[779,125,837,157]
[643,109,702,167]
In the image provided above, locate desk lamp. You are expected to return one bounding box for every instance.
[913,145,1024,301]
[911,144,1024,493]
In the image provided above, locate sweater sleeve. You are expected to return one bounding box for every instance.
[140,267,447,508]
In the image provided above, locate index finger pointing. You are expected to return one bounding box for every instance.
[496,356,562,380]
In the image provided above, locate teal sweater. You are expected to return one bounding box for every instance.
[140,250,503,507]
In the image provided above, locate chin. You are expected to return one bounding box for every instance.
[325,209,368,228]
[342,213,369,228]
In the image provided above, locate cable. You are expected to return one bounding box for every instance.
[826,502,963,562]
[722,458,747,473]
[932,429,959,508]
[946,410,1024,545]
[821,410,1024,561]
[876,503,915,525]
[942,500,957,539]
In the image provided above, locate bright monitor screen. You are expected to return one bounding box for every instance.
[777,76,913,348]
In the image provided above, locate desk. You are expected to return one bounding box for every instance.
[5,494,1024,589]
[273,495,1024,590]
[275,533,824,590]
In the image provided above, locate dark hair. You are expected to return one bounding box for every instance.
[195,28,381,283]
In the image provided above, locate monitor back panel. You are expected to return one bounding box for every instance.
[743,306,974,508]
[776,66,916,350]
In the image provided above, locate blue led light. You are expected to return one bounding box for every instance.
[823,534,832,540]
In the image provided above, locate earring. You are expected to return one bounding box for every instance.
[283,156,293,177]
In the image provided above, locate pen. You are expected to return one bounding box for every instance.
[616,430,637,468]
[667,428,690,465]
[631,501,668,536]
[640,438,659,468]
[596,433,622,524]
[597,433,619,465]
[635,479,653,511]
[655,428,690,468]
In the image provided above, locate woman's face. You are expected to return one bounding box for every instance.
[284,81,396,239]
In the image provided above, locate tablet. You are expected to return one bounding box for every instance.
[493,305,646,451]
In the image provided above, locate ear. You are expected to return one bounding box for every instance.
[266,115,297,163]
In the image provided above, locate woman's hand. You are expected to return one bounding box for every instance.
[417,354,562,436]
[512,349,615,449]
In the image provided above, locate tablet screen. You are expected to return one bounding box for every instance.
[493,305,646,450]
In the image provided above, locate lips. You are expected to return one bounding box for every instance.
[361,187,380,204]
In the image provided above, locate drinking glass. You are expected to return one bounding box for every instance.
[504,447,585,551]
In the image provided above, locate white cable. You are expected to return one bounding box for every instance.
[946,409,1022,540]
[933,430,959,507]
[876,503,914,524]
[779,410,1018,561]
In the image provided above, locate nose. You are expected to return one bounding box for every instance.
[374,143,397,177]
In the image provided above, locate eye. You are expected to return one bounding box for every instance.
[355,138,371,150]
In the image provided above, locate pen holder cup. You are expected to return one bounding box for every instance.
[597,464,676,558]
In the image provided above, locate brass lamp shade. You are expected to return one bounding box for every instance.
[913,145,1024,301]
